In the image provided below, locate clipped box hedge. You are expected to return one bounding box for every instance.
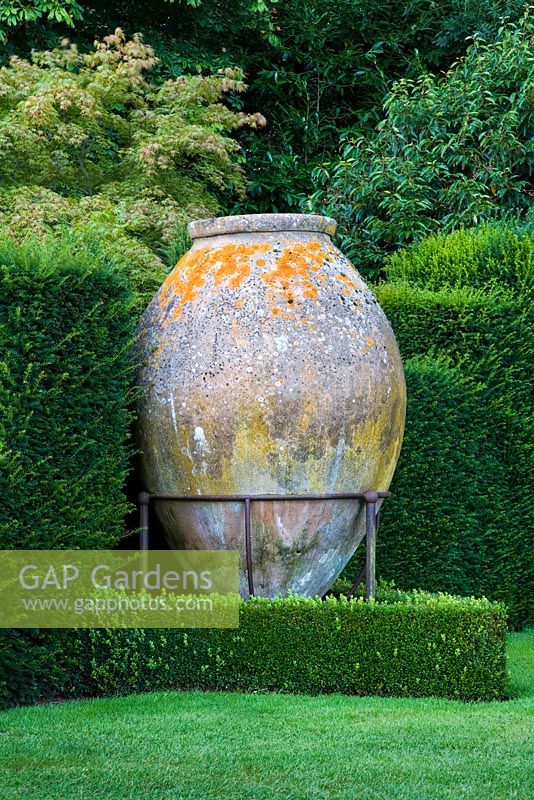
[57,591,508,704]
[0,593,508,708]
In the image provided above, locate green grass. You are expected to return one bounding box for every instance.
[0,631,532,800]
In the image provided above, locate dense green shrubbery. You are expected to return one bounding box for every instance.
[0,235,135,548]
[386,222,533,295]
[0,1,82,42]
[0,629,76,708]
[0,29,262,304]
[0,233,136,713]
[3,2,527,227]
[369,224,533,626]
[312,13,533,276]
[0,592,508,708]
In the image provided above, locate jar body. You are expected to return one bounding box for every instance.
[136,214,406,597]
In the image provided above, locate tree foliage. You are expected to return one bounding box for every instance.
[0,1,82,43]
[2,2,527,221]
[311,11,533,277]
[0,28,263,300]
[233,0,529,214]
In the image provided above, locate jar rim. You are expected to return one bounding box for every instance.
[188,213,337,240]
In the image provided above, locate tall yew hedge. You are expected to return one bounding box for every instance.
[378,356,512,601]
[370,224,533,626]
[0,236,136,548]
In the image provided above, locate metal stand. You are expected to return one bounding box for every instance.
[137,490,388,600]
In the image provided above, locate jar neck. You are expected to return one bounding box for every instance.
[188,213,337,241]
[190,229,334,252]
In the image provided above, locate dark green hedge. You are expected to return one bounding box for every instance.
[371,225,533,626]
[0,630,75,707]
[374,356,512,600]
[0,236,136,548]
[0,592,508,708]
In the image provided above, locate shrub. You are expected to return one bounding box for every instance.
[0,630,78,708]
[0,29,264,303]
[311,12,533,277]
[0,234,135,549]
[386,222,533,296]
[0,592,508,708]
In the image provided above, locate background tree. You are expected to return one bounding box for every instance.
[1,2,528,221]
[0,28,264,301]
[0,1,82,42]
[310,12,533,277]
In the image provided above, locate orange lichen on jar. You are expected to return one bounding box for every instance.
[261,242,329,315]
[158,242,272,316]
[337,273,358,294]
[156,238,360,327]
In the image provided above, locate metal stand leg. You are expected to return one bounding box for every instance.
[244,497,254,597]
[345,563,366,600]
[138,492,150,551]
[363,491,378,600]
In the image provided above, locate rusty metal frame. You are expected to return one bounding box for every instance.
[137,490,389,600]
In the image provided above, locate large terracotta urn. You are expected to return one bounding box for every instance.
[136,214,406,597]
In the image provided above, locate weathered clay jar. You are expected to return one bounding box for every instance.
[136,214,406,597]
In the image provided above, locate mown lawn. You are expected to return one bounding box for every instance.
[0,631,532,800]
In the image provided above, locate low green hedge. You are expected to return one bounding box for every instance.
[1,591,508,707]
